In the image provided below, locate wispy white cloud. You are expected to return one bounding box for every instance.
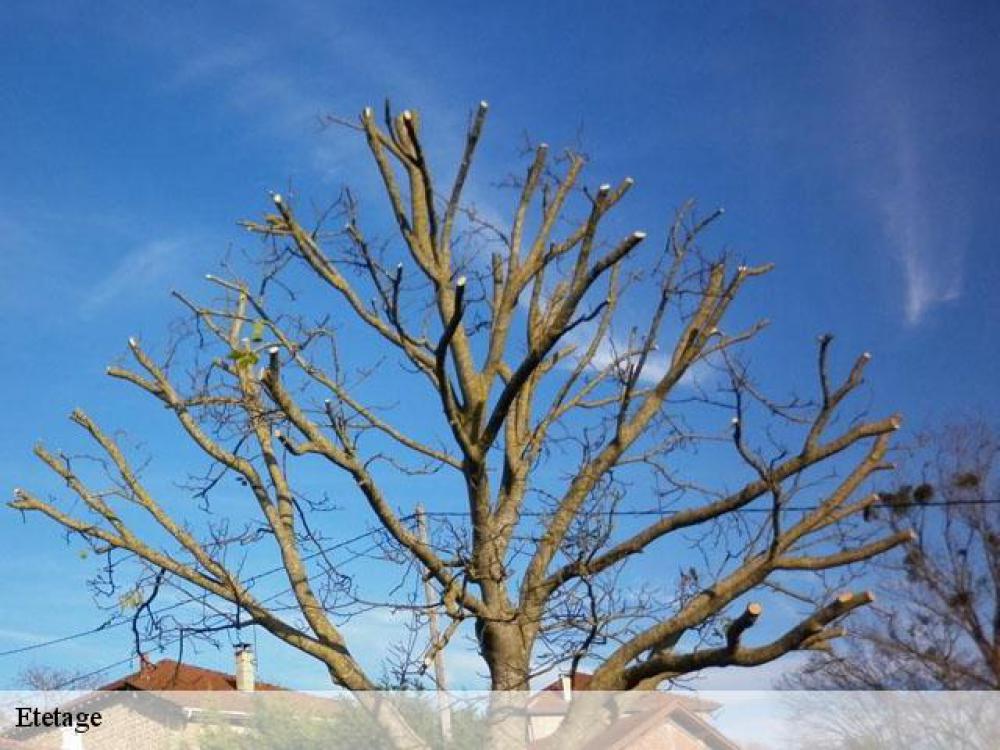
[0,627,52,646]
[340,607,485,688]
[128,6,512,204]
[562,322,713,389]
[81,239,184,315]
[877,115,963,326]
[168,43,265,88]
[107,15,358,181]
[845,10,967,327]
[587,333,670,385]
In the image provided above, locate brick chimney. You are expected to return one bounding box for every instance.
[234,644,255,692]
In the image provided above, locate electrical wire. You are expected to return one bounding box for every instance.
[5,497,997,666]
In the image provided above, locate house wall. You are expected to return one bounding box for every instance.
[528,712,712,749]
[15,702,187,750]
[527,715,562,741]
[658,722,710,750]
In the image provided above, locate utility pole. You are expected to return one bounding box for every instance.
[416,503,452,743]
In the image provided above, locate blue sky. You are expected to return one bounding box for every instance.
[1,0,998,690]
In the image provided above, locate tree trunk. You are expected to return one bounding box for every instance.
[477,620,532,749]
[483,620,531,691]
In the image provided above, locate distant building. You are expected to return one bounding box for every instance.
[526,673,740,749]
[1,645,332,749]
[3,658,741,748]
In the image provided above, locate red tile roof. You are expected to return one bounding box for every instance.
[540,672,593,692]
[2,660,342,744]
[97,659,284,692]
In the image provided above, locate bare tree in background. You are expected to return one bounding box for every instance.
[788,421,999,690]
[10,102,913,705]
[13,664,105,691]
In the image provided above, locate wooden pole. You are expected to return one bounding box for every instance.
[416,503,452,743]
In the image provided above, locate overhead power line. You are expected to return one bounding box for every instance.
[421,498,1000,517]
[5,498,997,663]
[0,525,388,660]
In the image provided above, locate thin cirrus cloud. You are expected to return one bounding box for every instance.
[877,113,963,327]
[844,8,968,328]
[80,239,186,316]
[135,7,500,192]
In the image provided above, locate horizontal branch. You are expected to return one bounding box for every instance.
[619,591,874,689]
[774,529,916,571]
[540,415,902,596]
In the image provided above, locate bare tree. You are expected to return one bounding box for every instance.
[787,421,999,690]
[10,102,912,704]
[13,664,105,691]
